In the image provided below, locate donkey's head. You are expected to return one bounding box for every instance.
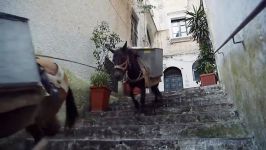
[109,42,129,81]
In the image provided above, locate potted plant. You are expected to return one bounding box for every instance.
[186,0,217,86]
[199,62,217,86]
[89,71,111,112]
[89,22,121,111]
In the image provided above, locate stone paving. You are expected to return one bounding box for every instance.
[1,85,256,150]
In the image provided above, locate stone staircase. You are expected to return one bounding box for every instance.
[3,85,256,149]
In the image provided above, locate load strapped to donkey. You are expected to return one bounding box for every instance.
[0,13,45,137]
[0,13,78,141]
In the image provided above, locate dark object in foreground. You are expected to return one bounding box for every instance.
[0,13,78,144]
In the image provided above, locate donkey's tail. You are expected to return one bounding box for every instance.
[65,88,78,128]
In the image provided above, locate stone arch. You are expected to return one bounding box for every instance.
[192,61,200,82]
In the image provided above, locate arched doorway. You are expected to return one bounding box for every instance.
[164,67,183,92]
[192,61,200,82]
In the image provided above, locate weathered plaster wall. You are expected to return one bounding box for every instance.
[204,0,266,149]
[150,0,200,89]
[149,0,188,30]
[155,30,199,55]
[0,0,132,79]
[131,0,157,47]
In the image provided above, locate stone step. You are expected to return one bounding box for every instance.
[82,111,238,127]
[121,89,225,100]
[116,85,223,100]
[111,92,231,109]
[24,138,254,150]
[55,122,249,140]
[109,102,234,113]
[162,85,223,97]
[162,88,224,98]
[85,103,236,118]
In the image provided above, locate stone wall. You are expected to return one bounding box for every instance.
[204,0,266,149]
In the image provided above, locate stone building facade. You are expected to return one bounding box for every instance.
[150,0,201,92]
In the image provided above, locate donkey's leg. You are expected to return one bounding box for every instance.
[140,86,146,113]
[156,86,163,98]
[151,84,162,114]
[152,84,162,101]
[26,124,44,144]
[42,116,61,137]
[150,86,158,114]
[151,86,158,102]
[130,86,139,111]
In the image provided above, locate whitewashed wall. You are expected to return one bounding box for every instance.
[0,0,156,80]
[159,54,199,91]
[204,0,266,148]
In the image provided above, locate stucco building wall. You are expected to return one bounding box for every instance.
[159,54,199,90]
[204,0,266,149]
[0,0,155,80]
[150,0,200,91]
[131,0,157,47]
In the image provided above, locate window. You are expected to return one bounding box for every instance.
[171,19,188,38]
[131,14,138,46]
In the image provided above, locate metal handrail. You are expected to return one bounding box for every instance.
[214,0,266,53]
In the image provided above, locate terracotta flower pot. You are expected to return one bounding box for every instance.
[200,73,217,86]
[90,86,111,112]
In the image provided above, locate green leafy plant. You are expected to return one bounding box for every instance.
[91,21,121,71]
[186,0,216,75]
[90,71,110,87]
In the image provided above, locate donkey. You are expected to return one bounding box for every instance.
[0,57,78,143]
[26,57,78,143]
[110,42,162,113]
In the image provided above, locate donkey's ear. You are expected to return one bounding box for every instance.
[105,44,115,53]
[109,49,115,53]
[122,41,127,51]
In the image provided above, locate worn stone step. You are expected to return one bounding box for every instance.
[24,138,254,150]
[82,111,238,127]
[55,122,249,140]
[163,88,224,98]
[109,102,234,113]
[116,85,224,100]
[111,93,231,109]
[119,89,225,101]
[85,103,236,118]
[21,138,254,150]
[163,85,223,97]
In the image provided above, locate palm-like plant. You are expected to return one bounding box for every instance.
[186,0,215,75]
[186,3,208,43]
